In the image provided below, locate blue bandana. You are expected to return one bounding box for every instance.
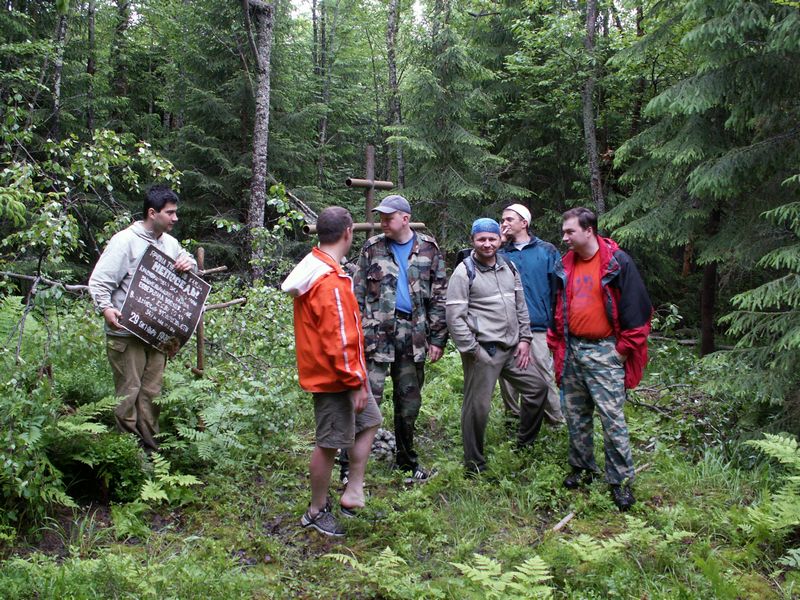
[471,218,501,236]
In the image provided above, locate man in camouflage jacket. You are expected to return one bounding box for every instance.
[351,195,448,482]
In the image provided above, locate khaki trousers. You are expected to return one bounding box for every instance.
[499,332,563,424]
[106,335,166,450]
[461,344,547,473]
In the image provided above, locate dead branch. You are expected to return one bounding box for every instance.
[1,271,89,293]
[205,298,247,311]
[552,511,576,533]
[198,266,228,276]
[628,398,675,417]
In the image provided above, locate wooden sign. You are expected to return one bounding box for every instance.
[120,245,211,356]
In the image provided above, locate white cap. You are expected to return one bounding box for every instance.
[504,203,531,224]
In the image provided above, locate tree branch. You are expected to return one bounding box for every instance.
[0,271,89,293]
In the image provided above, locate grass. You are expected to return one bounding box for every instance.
[1,340,797,598]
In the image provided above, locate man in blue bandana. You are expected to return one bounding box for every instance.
[446,218,548,476]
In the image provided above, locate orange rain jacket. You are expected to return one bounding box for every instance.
[281,247,367,392]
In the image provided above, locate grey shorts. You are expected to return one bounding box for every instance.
[313,391,382,449]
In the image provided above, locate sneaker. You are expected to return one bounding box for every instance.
[403,466,436,484]
[301,502,345,537]
[610,484,636,511]
[563,467,594,490]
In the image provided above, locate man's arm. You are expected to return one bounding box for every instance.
[352,245,369,314]
[513,269,532,369]
[88,234,127,317]
[444,265,478,355]
[312,282,369,391]
[614,251,652,357]
[426,244,449,351]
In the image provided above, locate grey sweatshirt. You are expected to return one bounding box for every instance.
[445,252,532,355]
[88,221,196,336]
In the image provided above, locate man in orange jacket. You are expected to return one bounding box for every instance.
[282,207,382,536]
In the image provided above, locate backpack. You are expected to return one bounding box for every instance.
[455,248,516,287]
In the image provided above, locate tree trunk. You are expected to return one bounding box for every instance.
[700,209,721,356]
[581,0,604,215]
[628,1,646,138]
[86,0,96,133]
[51,11,68,141]
[243,0,275,280]
[111,0,130,127]
[700,261,717,356]
[387,0,405,188]
[315,0,339,188]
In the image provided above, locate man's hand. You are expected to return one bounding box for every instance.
[428,345,443,363]
[515,340,531,370]
[103,307,123,330]
[174,256,194,272]
[350,386,368,414]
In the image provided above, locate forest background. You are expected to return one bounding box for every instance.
[1,0,800,598]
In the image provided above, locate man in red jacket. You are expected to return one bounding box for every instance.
[282,207,382,536]
[548,207,652,511]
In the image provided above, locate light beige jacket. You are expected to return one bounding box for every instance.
[445,252,532,355]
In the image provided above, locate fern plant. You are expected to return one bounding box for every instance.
[744,433,800,540]
[326,547,444,599]
[451,553,553,599]
[139,453,202,505]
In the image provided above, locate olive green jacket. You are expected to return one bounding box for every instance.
[353,232,448,363]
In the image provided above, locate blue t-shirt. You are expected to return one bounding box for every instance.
[390,236,414,314]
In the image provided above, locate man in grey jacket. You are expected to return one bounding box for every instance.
[446,218,548,476]
[88,185,196,451]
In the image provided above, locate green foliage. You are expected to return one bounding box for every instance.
[38,509,112,560]
[326,547,445,599]
[139,453,200,506]
[451,553,553,599]
[715,200,800,404]
[744,434,800,540]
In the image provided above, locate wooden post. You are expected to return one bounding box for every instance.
[345,144,394,235]
[193,247,206,377]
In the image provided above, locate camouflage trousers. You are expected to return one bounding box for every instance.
[367,317,425,471]
[562,336,635,485]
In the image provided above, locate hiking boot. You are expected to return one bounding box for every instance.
[563,467,594,490]
[403,465,436,484]
[301,501,345,537]
[610,484,636,512]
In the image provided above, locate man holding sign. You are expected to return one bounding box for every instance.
[89,185,196,452]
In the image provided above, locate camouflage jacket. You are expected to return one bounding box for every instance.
[353,232,448,363]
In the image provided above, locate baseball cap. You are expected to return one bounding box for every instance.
[372,194,411,215]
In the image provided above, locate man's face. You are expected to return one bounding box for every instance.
[472,232,501,262]
[149,201,179,236]
[561,216,593,253]
[501,209,528,242]
[379,211,409,241]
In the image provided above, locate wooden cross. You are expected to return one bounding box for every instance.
[345,144,394,230]
[302,144,425,234]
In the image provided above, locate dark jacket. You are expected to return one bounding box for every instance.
[547,236,652,389]
[498,236,559,332]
